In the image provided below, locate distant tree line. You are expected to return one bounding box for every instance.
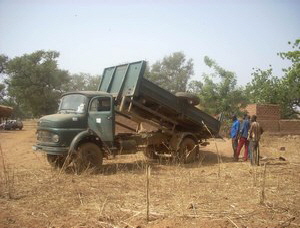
[0,39,299,119]
[145,39,299,119]
[0,51,99,118]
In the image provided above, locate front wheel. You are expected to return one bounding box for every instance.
[178,137,199,163]
[47,154,67,169]
[74,142,103,171]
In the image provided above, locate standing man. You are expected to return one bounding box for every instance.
[230,115,240,161]
[236,114,250,161]
[248,115,264,165]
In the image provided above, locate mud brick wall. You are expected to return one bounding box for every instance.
[245,104,281,132]
[245,104,300,134]
[256,104,280,120]
[245,104,257,117]
[279,120,300,134]
[259,120,280,132]
[245,104,280,120]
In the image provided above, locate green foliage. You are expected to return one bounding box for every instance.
[278,39,300,118]
[5,50,70,117]
[0,83,6,103]
[66,73,100,91]
[0,54,8,74]
[246,67,282,104]
[247,39,300,118]
[0,54,9,105]
[187,80,203,94]
[146,52,194,93]
[193,56,248,118]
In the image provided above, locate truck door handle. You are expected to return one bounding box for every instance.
[107,116,112,120]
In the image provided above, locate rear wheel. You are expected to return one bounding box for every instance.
[47,155,67,169]
[143,145,159,160]
[74,142,103,171]
[178,137,199,163]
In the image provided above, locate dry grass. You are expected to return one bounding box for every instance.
[0,121,299,227]
[0,144,16,199]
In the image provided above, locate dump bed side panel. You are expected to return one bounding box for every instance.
[182,105,220,135]
[139,79,220,135]
[140,78,180,112]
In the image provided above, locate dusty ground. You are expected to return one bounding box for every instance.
[0,120,299,228]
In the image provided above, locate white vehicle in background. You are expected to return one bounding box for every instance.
[0,119,23,130]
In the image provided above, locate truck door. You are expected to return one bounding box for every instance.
[88,96,115,143]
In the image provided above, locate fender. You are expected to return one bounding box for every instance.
[68,129,97,154]
[169,132,198,151]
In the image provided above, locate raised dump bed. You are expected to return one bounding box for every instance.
[98,60,220,139]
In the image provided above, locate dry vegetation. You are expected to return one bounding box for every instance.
[0,121,299,228]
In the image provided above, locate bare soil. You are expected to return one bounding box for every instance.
[0,120,299,228]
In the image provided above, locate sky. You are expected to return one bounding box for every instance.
[0,0,299,86]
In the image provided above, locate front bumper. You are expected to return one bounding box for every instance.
[32,144,69,156]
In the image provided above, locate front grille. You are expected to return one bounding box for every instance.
[37,130,52,142]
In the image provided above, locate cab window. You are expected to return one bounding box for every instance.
[90,97,111,112]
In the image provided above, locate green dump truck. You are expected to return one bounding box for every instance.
[33,61,220,168]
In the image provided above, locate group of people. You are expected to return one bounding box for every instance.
[230,114,264,165]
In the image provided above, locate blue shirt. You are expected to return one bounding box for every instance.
[240,119,250,138]
[230,120,240,138]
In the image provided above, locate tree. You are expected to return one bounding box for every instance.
[187,80,203,94]
[278,39,300,118]
[0,83,6,103]
[247,39,300,118]
[5,50,70,117]
[0,54,9,104]
[194,56,248,117]
[246,67,282,104]
[146,52,194,93]
[0,54,8,74]
[67,73,100,91]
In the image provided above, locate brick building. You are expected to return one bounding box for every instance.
[245,104,300,134]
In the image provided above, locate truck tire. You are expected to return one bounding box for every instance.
[74,142,103,171]
[47,154,67,169]
[178,137,199,163]
[175,92,200,106]
[143,145,159,159]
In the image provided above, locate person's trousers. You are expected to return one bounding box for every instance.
[236,137,249,161]
[250,140,260,165]
[232,138,238,159]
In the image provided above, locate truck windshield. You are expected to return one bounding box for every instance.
[58,94,87,114]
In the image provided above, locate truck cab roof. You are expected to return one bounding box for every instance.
[62,91,111,99]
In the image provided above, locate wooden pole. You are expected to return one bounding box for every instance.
[146,164,151,221]
[202,121,222,177]
[260,162,267,205]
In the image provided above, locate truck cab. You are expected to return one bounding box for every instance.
[34,91,115,169]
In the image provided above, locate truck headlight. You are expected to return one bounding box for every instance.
[52,134,60,143]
